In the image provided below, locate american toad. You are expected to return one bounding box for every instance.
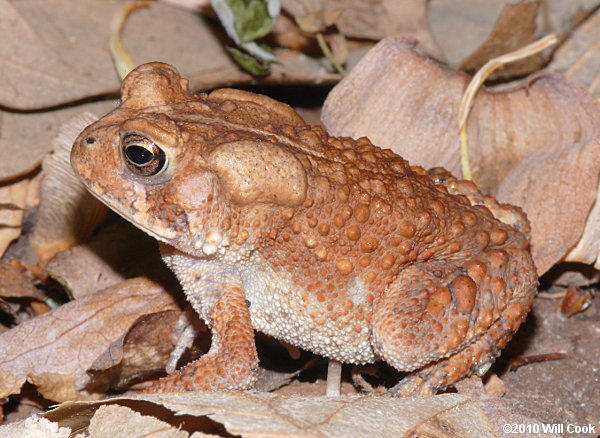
[70,62,538,396]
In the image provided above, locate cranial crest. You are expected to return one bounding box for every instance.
[207,140,307,206]
[209,88,305,126]
[120,62,190,109]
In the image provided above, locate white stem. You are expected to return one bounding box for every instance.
[326,359,342,396]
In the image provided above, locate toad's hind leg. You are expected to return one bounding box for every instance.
[371,252,536,396]
[147,285,259,392]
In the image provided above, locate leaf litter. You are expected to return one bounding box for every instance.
[1,0,600,436]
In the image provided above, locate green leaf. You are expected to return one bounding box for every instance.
[226,46,271,75]
[228,0,275,43]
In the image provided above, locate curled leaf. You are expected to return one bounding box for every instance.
[0,277,178,401]
[30,113,108,266]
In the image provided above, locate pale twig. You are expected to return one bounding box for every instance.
[457,34,558,180]
[326,359,342,396]
[316,33,346,75]
[110,1,152,80]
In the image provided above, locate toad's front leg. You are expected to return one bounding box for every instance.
[148,257,258,392]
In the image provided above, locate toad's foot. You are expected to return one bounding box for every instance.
[147,286,258,392]
[388,325,512,396]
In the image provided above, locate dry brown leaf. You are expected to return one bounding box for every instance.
[281,0,443,58]
[0,416,72,438]
[454,376,561,438]
[88,310,205,390]
[35,392,496,437]
[458,0,545,78]
[563,190,600,268]
[0,178,30,257]
[322,37,600,274]
[295,8,343,34]
[0,100,116,183]
[559,286,592,317]
[322,37,600,186]
[87,404,193,438]
[0,262,43,301]
[428,0,600,68]
[483,374,506,397]
[0,0,116,109]
[548,8,600,97]
[29,373,82,403]
[495,132,600,273]
[1,404,217,437]
[429,0,517,64]
[271,13,319,53]
[457,33,559,180]
[254,367,304,393]
[0,277,179,401]
[1,0,343,111]
[543,0,600,35]
[46,221,172,299]
[31,113,108,265]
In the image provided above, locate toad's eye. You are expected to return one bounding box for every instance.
[122,134,167,176]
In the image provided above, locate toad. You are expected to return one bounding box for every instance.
[70,62,538,396]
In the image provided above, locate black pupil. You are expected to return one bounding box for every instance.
[122,137,167,176]
[125,145,154,165]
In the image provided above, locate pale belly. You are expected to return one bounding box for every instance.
[240,254,377,364]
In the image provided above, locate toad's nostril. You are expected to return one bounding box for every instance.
[85,136,97,145]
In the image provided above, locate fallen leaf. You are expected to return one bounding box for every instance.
[321,36,600,274]
[454,376,560,438]
[0,262,43,301]
[562,188,600,268]
[0,0,342,111]
[559,286,592,317]
[35,393,497,437]
[280,0,443,59]
[0,416,71,438]
[428,0,516,64]
[86,404,191,438]
[0,100,116,183]
[0,0,116,109]
[483,374,506,397]
[214,0,278,44]
[547,264,600,287]
[0,178,30,257]
[0,277,179,401]
[211,0,279,75]
[254,367,304,393]
[270,13,319,52]
[548,9,600,97]
[428,0,600,69]
[46,220,173,299]
[30,113,108,266]
[543,0,600,36]
[295,8,343,33]
[458,0,545,79]
[495,132,600,273]
[88,310,206,390]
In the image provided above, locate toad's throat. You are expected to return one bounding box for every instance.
[84,186,179,242]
